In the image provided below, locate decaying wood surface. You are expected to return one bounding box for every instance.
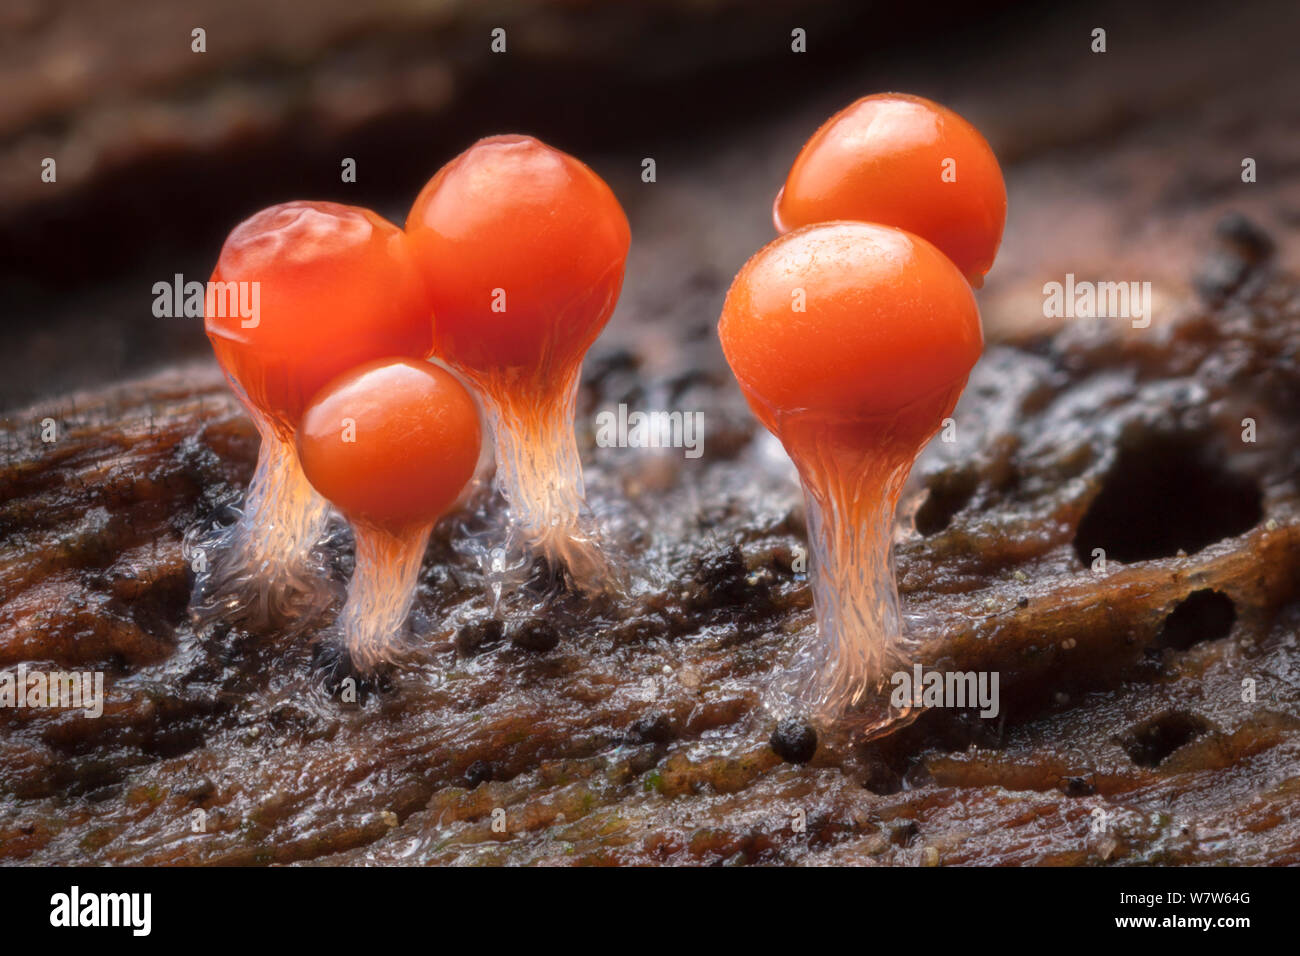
[3,264,1298,864]
[2,1,1300,865]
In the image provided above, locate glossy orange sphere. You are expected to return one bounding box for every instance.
[296,359,481,533]
[774,93,1006,287]
[718,222,982,433]
[404,135,630,374]
[207,201,433,434]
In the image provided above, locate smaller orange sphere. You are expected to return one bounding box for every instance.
[719,222,982,433]
[404,135,630,374]
[296,359,481,533]
[774,93,1006,287]
[207,201,434,433]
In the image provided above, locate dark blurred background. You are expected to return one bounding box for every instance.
[1,0,1297,409]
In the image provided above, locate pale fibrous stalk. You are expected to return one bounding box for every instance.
[767,413,927,737]
[340,521,432,672]
[187,416,331,629]
[468,362,620,593]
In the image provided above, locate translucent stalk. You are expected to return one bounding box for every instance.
[468,363,618,592]
[188,419,331,629]
[767,415,922,735]
[340,521,432,672]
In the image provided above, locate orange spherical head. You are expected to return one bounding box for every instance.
[720,221,982,452]
[774,93,1006,287]
[296,359,482,535]
[404,135,630,379]
[207,201,434,436]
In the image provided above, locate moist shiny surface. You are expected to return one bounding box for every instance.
[2,259,1297,863]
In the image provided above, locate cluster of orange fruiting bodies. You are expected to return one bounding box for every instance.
[720,93,1005,735]
[199,136,628,671]
[197,93,1005,734]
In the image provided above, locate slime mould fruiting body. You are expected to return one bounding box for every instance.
[296,359,480,672]
[194,201,434,631]
[405,135,632,594]
[719,223,983,735]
